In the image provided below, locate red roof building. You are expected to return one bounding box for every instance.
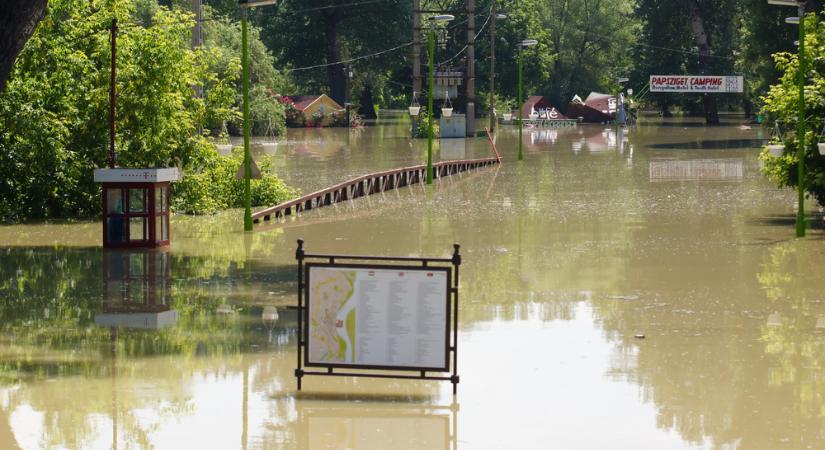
[566,92,616,123]
[519,96,567,120]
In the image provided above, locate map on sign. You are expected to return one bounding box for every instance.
[306,265,449,370]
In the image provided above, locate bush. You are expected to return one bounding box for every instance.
[0,0,296,221]
[760,12,825,205]
[248,86,286,136]
[173,147,298,214]
[413,109,440,138]
[309,111,325,127]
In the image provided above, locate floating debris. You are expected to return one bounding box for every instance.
[634,334,646,339]
[766,312,782,327]
[607,295,640,301]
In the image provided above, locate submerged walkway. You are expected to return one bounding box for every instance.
[252,157,500,224]
[252,129,502,224]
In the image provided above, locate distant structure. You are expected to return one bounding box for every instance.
[566,92,616,123]
[520,96,568,120]
[286,94,344,126]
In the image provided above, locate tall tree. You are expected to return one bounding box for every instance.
[255,0,408,106]
[634,0,736,123]
[0,0,49,92]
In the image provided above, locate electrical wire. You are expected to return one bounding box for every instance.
[287,41,415,71]
[436,5,492,66]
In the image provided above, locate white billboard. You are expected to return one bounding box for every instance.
[306,265,450,370]
[650,75,744,93]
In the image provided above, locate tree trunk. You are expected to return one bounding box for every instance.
[359,82,376,119]
[688,0,719,125]
[0,0,48,92]
[322,11,346,106]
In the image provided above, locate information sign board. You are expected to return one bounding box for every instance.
[650,75,744,93]
[305,264,450,371]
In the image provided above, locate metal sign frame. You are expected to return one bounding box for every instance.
[295,239,461,394]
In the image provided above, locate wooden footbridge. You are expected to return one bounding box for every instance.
[251,130,502,225]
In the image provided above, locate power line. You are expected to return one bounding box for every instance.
[437,5,492,66]
[287,41,414,71]
[286,0,393,14]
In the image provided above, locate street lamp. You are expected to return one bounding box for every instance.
[239,0,278,231]
[517,39,538,161]
[426,14,454,184]
[768,0,807,237]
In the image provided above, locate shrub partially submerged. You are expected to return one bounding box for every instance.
[173,146,298,215]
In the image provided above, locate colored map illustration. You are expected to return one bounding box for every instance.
[308,268,358,363]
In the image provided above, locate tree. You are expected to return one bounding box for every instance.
[254,0,409,106]
[633,0,737,123]
[0,0,295,221]
[0,0,48,92]
[761,12,825,206]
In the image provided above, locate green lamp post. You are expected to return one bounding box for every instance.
[239,0,277,231]
[426,14,454,185]
[517,39,538,161]
[768,0,807,237]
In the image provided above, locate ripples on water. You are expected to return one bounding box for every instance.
[0,117,823,450]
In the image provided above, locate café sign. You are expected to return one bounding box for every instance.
[650,75,743,93]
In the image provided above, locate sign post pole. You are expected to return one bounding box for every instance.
[795,3,806,237]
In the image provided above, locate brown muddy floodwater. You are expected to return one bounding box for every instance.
[1,115,824,450]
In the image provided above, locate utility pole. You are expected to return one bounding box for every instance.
[796,0,806,237]
[412,0,422,110]
[191,0,202,49]
[465,0,476,137]
[109,18,117,168]
[488,1,497,132]
[192,0,203,100]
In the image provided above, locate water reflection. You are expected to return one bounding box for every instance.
[297,402,455,450]
[96,251,177,329]
[1,119,824,449]
[649,159,744,182]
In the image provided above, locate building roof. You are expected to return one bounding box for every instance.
[287,94,344,112]
[520,96,567,119]
[565,91,616,123]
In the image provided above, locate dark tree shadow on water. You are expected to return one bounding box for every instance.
[648,139,767,150]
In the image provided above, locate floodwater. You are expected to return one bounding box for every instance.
[2,114,825,450]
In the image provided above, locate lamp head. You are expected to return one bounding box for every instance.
[767,0,801,6]
[520,39,539,47]
[430,14,455,23]
[240,0,278,8]
[496,13,508,19]
[785,16,800,24]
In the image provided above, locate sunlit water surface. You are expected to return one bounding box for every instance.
[1,115,824,450]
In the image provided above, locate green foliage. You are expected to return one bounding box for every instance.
[760,12,825,205]
[201,6,289,136]
[413,109,440,139]
[631,0,737,116]
[0,0,295,221]
[173,147,298,214]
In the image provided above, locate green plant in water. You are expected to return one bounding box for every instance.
[760,11,825,206]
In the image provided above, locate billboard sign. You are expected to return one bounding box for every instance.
[650,75,743,93]
[306,264,450,371]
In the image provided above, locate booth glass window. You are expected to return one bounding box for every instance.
[155,185,170,244]
[105,188,126,244]
[129,189,146,213]
[103,183,170,248]
[129,217,147,242]
[107,189,124,214]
